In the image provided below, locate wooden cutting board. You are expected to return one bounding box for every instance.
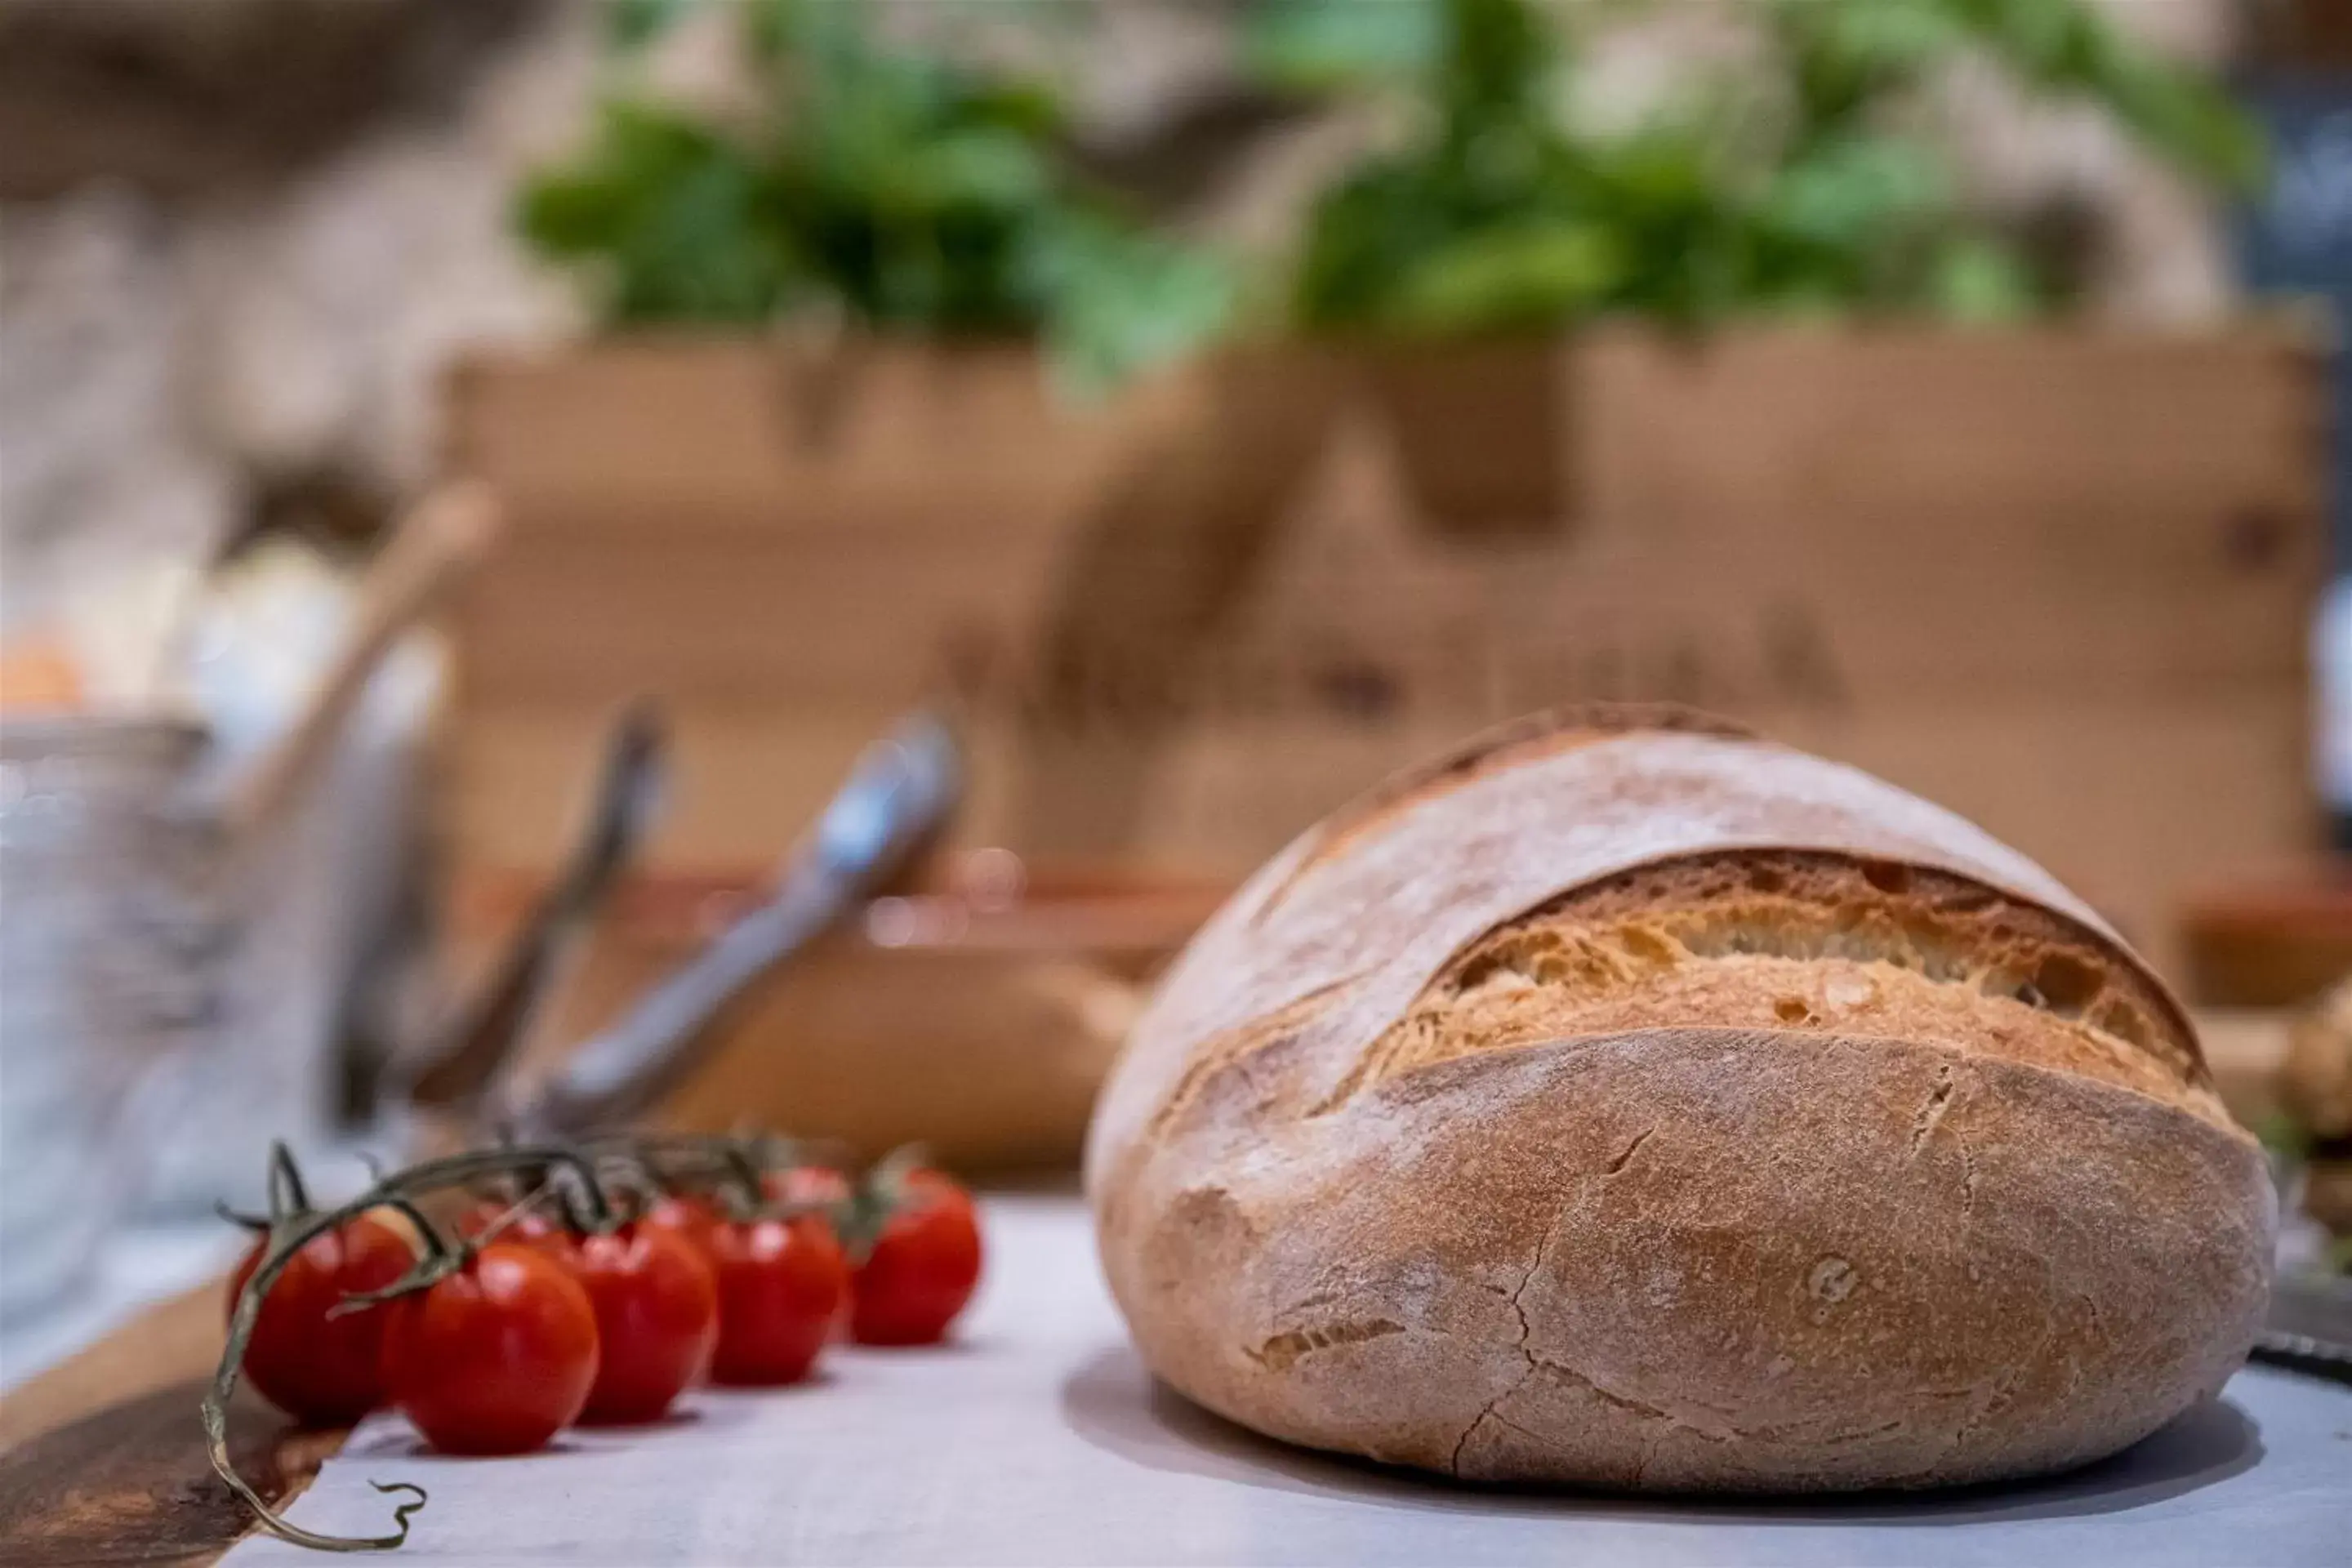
[0,1284,343,1567]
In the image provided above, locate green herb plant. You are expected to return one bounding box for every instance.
[519,0,1233,391]
[1258,0,2264,336]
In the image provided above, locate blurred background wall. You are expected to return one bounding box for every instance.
[0,0,2279,617]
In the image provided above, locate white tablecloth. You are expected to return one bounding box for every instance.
[227,1196,2352,1567]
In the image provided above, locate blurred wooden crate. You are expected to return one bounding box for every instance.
[443,327,2330,978]
[448,866,1223,1170]
[2182,865,2352,1007]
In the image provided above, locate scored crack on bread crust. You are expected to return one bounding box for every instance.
[1086,709,2274,1492]
[1334,850,2224,1129]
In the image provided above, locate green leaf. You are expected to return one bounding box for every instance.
[897,127,1053,212]
[1280,0,2254,337]
[2089,51,2268,189]
[606,0,698,52]
[1766,0,1968,128]
[1948,0,2265,188]
[516,101,800,324]
[1922,234,2043,323]
[962,79,1069,139]
[1821,0,1967,74]
[1949,0,2092,82]
[1438,0,1558,121]
[741,0,805,64]
[1293,159,1462,327]
[1762,134,1953,251]
[519,4,1231,390]
[1033,214,1236,394]
[1383,220,1625,334]
[1241,0,1441,95]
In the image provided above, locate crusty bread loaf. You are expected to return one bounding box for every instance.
[1085,706,2273,1491]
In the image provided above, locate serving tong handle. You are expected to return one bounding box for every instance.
[510,708,962,1138]
[404,702,668,1117]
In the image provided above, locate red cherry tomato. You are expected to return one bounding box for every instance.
[455,1199,570,1254]
[642,1192,724,1256]
[569,1224,719,1423]
[762,1165,849,1212]
[380,1243,599,1455]
[851,1170,982,1347]
[760,1170,853,1339]
[706,1214,848,1386]
[226,1214,413,1426]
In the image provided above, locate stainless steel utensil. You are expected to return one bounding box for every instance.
[403,701,666,1119]
[503,707,962,1137]
[2255,1270,2352,1381]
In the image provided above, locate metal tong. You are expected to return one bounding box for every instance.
[404,700,669,1118]
[2255,1270,2352,1384]
[406,706,963,1139]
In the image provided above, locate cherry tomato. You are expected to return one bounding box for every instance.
[380,1243,599,1455]
[455,1199,569,1251]
[762,1165,849,1213]
[850,1170,982,1348]
[642,1192,724,1256]
[706,1214,848,1386]
[569,1224,719,1423]
[226,1214,413,1426]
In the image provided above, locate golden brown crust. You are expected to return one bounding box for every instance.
[1087,708,2274,1493]
[1339,850,2222,1129]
